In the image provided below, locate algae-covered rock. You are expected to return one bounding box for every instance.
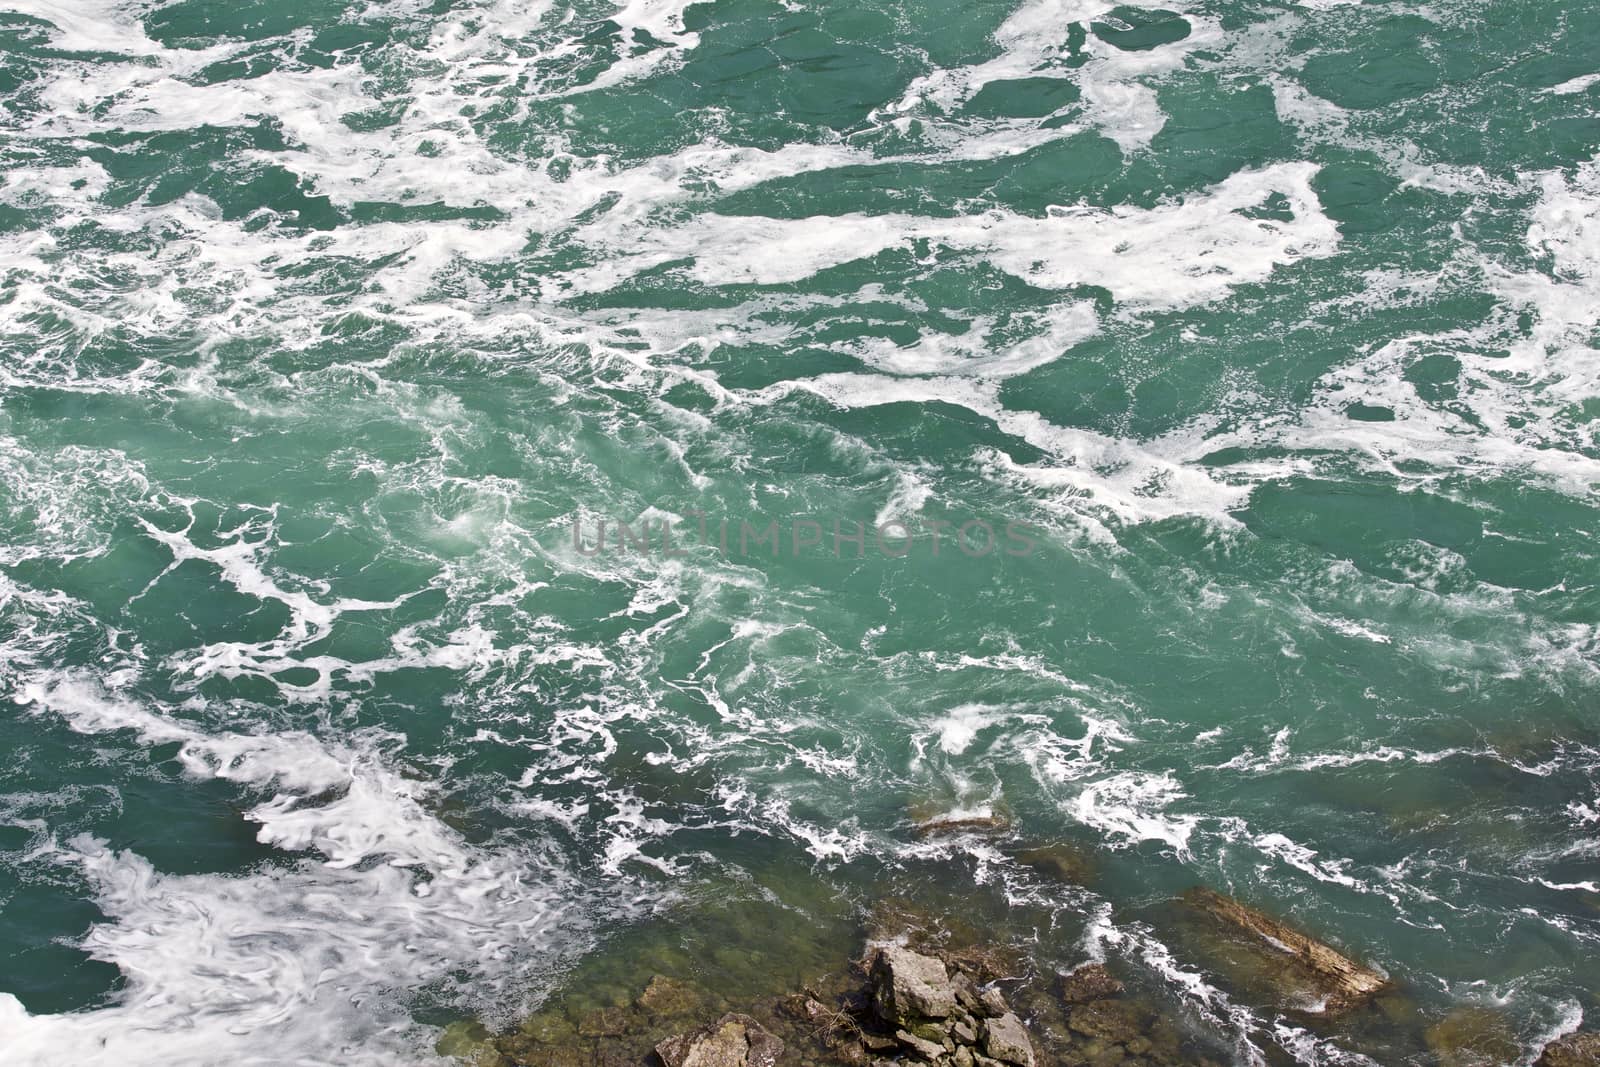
[1057,964,1122,1005]
[895,1027,947,1060]
[1013,844,1095,885]
[638,975,705,1018]
[1065,999,1149,1045]
[1424,1007,1522,1067]
[655,1013,784,1067]
[1538,1031,1600,1067]
[574,1004,633,1038]
[869,944,958,1023]
[437,1020,509,1067]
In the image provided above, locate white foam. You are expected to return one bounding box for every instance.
[886,0,1220,152]
[4,675,607,1067]
[1069,770,1198,854]
[566,162,1337,305]
[1547,73,1600,96]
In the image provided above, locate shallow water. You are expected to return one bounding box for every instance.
[1,0,1598,1063]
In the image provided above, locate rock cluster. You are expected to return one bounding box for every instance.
[655,1014,785,1067]
[844,943,1036,1067]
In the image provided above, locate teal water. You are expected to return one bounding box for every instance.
[1,0,1598,1063]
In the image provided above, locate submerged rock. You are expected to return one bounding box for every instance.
[869,944,959,1024]
[1065,998,1150,1045]
[638,975,704,1018]
[1013,844,1095,885]
[1183,887,1389,1014]
[1538,1032,1600,1067]
[913,813,1012,837]
[437,1020,507,1067]
[1057,964,1122,1005]
[655,1013,784,1067]
[1425,1007,1522,1067]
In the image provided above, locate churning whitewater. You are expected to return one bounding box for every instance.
[1,0,1598,1064]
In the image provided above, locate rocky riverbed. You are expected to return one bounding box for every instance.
[434,874,1600,1067]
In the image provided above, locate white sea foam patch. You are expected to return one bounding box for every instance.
[1069,770,1199,854]
[885,0,1221,152]
[571,163,1337,534]
[739,370,1251,535]
[1251,81,1600,498]
[1547,72,1600,96]
[563,162,1338,306]
[3,676,605,1067]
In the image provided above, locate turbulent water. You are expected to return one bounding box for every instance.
[1,0,1598,1063]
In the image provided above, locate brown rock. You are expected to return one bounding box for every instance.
[781,993,837,1027]
[834,1041,868,1067]
[655,1013,784,1067]
[1058,964,1123,1005]
[913,813,1011,837]
[1538,1032,1600,1067]
[1183,888,1389,1014]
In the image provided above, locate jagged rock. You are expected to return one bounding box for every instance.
[896,1028,947,1061]
[870,944,958,1023]
[951,1018,978,1044]
[1538,1032,1600,1067]
[952,1047,974,1067]
[655,1013,784,1067]
[860,1033,900,1053]
[1183,888,1389,1014]
[1058,964,1122,1005]
[952,973,984,1015]
[976,987,1009,1019]
[638,975,703,1017]
[1425,1007,1521,1067]
[980,1013,1035,1067]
